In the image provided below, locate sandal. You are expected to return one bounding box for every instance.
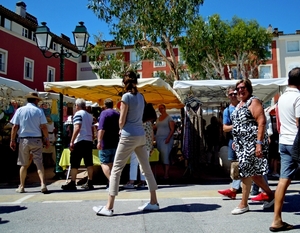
[269,222,293,232]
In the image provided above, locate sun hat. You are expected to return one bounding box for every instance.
[25,92,42,101]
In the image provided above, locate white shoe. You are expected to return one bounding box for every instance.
[138,202,159,211]
[93,206,113,216]
[41,184,48,193]
[231,206,249,215]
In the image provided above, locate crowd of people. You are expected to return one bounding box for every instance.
[9,68,300,231]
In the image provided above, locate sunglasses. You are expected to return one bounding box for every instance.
[236,86,246,91]
[229,92,237,97]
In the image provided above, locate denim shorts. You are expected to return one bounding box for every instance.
[228,139,237,161]
[279,144,299,179]
[99,149,116,164]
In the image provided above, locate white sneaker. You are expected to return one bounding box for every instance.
[261,198,275,209]
[138,202,159,211]
[93,206,113,216]
[41,184,48,193]
[231,206,249,215]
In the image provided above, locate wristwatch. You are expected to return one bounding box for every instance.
[256,140,263,145]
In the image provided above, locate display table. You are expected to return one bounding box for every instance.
[59,148,160,181]
[59,149,101,170]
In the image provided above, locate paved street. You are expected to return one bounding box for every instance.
[1,175,300,233]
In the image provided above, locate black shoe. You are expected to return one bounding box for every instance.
[81,182,94,190]
[61,182,77,190]
[236,187,243,194]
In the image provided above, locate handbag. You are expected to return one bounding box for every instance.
[291,127,300,163]
[142,95,157,122]
[230,161,241,180]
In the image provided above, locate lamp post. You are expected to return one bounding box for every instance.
[35,21,89,179]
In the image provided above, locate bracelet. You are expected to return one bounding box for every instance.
[44,137,49,141]
[256,140,263,145]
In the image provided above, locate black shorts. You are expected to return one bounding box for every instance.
[70,140,93,169]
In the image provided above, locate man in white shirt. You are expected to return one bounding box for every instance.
[269,67,300,232]
[61,99,94,190]
[10,92,49,193]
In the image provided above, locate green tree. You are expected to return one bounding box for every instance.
[228,16,272,79]
[180,15,231,80]
[180,14,273,80]
[87,0,205,80]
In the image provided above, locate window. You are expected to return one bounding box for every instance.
[22,28,29,38]
[4,18,11,30]
[231,67,243,79]
[259,65,272,79]
[0,49,8,74]
[47,66,55,82]
[266,44,272,59]
[131,51,142,70]
[180,70,190,80]
[287,41,300,53]
[52,42,57,51]
[137,72,142,79]
[154,60,166,67]
[24,58,34,81]
[153,71,166,78]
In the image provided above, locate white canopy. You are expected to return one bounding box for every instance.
[0,77,76,112]
[0,76,34,99]
[44,78,184,109]
[173,78,288,107]
[38,92,76,103]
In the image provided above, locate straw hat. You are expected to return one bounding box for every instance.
[25,92,42,101]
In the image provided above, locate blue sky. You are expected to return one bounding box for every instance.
[1,0,300,44]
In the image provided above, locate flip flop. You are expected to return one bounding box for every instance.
[269,222,293,232]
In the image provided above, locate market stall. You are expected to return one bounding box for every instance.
[173,78,288,107]
[0,77,77,172]
[173,78,288,174]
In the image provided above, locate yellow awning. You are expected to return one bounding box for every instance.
[44,78,184,109]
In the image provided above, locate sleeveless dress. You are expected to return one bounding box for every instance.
[231,96,269,178]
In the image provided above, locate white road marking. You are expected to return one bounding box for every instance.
[13,195,35,203]
[42,200,83,203]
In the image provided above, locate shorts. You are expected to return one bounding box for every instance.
[70,140,93,169]
[18,138,43,168]
[279,144,299,179]
[99,149,116,164]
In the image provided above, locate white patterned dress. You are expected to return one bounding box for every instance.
[231,96,269,178]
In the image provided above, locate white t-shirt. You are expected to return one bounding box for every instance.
[278,87,300,145]
[73,110,93,144]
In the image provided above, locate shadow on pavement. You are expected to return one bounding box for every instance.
[0,205,27,214]
[117,203,221,216]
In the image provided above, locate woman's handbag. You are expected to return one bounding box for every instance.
[291,127,300,163]
[230,161,241,180]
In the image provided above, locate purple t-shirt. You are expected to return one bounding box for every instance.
[97,108,120,149]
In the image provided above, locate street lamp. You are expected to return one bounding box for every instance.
[35,21,89,179]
